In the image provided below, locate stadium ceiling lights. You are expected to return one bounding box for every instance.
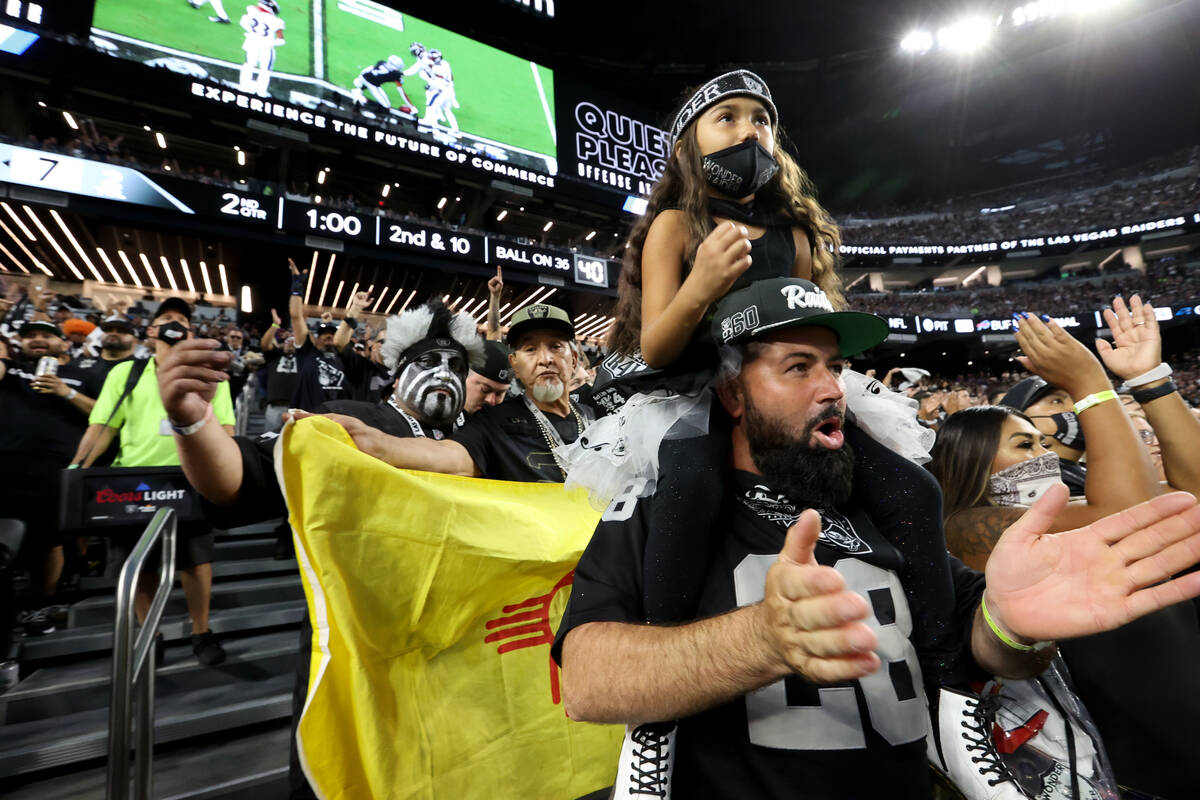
[496,209,508,221]
[937,16,994,53]
[900,30,934,54]
[903,0,1128,55]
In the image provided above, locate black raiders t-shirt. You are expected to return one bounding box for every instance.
[0,356,107,465]
[554,470,984,799]
[291,340,346,411]
[339,347,392,405]
[263,348,300,405]
[452,395,592,483]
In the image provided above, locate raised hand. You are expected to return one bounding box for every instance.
[1014,312,1109,398]
[759,509,880,684]
[288,258,300,276]
[346,291,373,317]
[156,339,232,425]
[687,221,754,305]
[984,484,1200,644]
[1096,294,1161,382]
[488,265,503,296]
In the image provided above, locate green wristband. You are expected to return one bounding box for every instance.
[981,593,1051,652]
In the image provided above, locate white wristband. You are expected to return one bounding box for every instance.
[66,388,77,400]
[170,405,213,436]
[1124,362,1172,388]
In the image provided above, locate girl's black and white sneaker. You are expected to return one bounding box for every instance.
[928,686,1030,800]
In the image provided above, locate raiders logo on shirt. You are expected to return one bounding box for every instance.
[739,484,873,555]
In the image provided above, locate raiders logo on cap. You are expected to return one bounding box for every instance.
[497,368,512,381]
[527,306,550,319]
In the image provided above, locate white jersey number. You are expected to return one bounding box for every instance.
[733,554,927,750]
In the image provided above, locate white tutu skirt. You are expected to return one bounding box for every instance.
[557,369,935,511]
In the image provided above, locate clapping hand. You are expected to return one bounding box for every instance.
[1096,295,1161,382]
[984,484,1200,643]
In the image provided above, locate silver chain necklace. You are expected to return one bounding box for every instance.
[522,395,586,478]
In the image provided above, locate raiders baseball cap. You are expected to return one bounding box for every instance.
[475,340,513,383]
[712,277,889,357]
[315,321,339,335]
[506,303,574,346]
[99,314,136,334]
[999,377,1055,412]
[17,319,63,338]
[153,296,192,323]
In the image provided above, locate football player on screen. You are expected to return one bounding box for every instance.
[350,56,416,116]
[238,0,285,97]
[187,0,232,24]
[403,46,460,140]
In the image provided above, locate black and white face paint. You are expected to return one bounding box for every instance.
[393,347,467,426]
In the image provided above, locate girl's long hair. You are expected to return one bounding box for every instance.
[928,406,1035,521]
[606,116,843,356]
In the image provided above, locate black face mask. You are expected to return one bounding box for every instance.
[1031,411,1086,452]
[701,140,779,199]
[157,321,189,347]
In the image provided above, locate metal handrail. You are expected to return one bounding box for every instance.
[107,507,178,800]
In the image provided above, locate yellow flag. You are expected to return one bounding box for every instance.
[277,416,622,799]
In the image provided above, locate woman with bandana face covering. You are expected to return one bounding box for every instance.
[930,311,1158,571]
[927,313,1200,800]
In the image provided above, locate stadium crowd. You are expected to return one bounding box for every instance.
[3,73,1200,800]
[839,145,1200,245]
[849,253,1200,318]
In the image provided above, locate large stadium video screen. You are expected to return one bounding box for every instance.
[88,0,556,177]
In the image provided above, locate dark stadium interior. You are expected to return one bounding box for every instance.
[1,0,1199,797]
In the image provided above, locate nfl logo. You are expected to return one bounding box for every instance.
[528,306,550,318]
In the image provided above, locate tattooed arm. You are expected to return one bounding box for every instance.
[945,507,1024,571]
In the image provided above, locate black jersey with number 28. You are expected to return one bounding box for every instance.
[554,469,938,800]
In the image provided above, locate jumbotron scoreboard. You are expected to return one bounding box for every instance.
[0,142,615,289]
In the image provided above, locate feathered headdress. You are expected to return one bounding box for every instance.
[381,300,485,373]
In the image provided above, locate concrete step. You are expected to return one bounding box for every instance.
[76,557,298,595]
[0,675,294,778]
[19,600,306,664]
[0,630,299,725]
[68,575,303,628]
[3,723,291,800]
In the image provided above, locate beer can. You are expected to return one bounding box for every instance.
[35,356,59,377]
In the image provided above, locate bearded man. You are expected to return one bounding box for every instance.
[550,278,1200,799]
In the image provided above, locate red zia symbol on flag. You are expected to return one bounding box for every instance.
[484,570,575,705]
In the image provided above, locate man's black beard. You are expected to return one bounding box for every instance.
[744,393,855,511]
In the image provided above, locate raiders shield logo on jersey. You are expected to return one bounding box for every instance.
[819,510,873,555]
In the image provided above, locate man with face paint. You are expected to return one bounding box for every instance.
[318,301,480,439]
